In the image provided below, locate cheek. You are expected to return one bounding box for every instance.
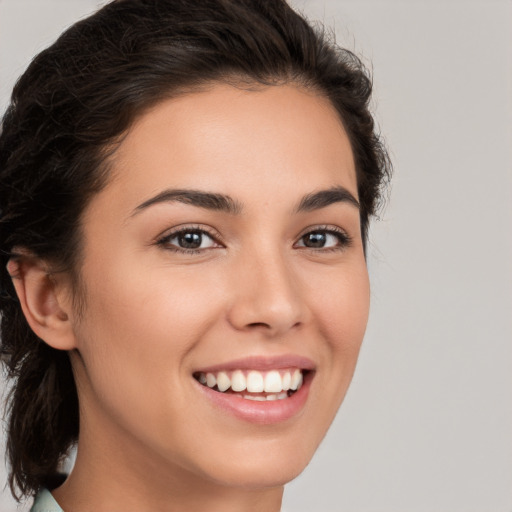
[307,261,370,409]
[311,261,370,350]
[78,255,224,347]
[70,259,226,418]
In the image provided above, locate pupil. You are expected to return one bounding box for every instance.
[179,232,202,249]
[305,232,326,248]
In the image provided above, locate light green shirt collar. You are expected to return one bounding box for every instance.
[30,488,64,512]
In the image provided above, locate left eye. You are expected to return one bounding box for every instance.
[296,230,346,249]
[162,229,218,250]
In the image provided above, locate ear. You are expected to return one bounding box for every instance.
[7,253,77,350]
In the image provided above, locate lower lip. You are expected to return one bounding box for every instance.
[196,373,313,425]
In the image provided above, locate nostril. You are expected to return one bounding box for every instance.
[247,322,271,329]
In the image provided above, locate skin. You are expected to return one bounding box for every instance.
[11,83,370,511]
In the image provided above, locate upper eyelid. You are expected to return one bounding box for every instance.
[295,224,350,239]
[156,224,224,244]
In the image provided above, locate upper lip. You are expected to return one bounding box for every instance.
[194,354,316,373]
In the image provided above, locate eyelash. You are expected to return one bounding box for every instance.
[156,225,353,255]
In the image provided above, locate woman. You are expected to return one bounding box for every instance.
[0,0,391,510]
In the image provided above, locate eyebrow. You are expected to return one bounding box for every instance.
[294,186,360,213]
[131,185,359,217]
[132,189,243,216]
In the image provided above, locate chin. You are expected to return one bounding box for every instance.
[189,429,322,490]
[204,457,310,490]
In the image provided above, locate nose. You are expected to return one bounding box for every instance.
[226,248,307,337]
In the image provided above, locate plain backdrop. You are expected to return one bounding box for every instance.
[1,1,511,511]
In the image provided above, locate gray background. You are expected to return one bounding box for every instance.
[1,1,511,511]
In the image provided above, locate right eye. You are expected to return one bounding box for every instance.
[157,228,221,253]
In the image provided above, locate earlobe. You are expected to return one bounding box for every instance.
[7,254,77,351]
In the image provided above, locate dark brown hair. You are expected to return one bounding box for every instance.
[0,0,391,501]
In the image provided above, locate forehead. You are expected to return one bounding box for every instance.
[97,83,357,214]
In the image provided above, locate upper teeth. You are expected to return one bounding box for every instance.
[196,369,303,393]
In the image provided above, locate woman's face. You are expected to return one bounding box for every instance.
[67,83,370,489]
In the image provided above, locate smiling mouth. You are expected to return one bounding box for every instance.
[193,368,306,401]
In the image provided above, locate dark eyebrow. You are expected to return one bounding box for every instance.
[295,186,360,213]
[132,189,243,216]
